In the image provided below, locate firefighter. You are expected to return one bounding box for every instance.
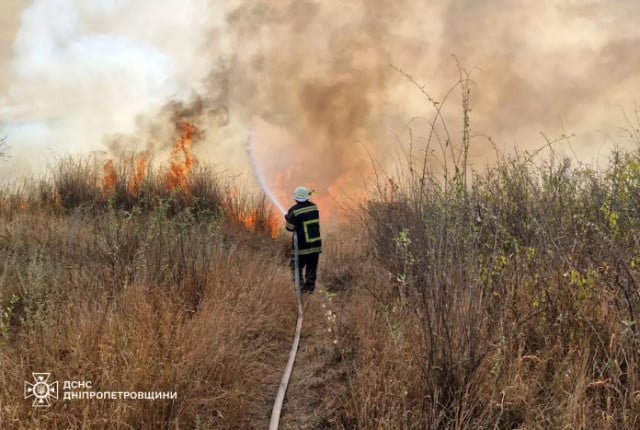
[285,186,322,293]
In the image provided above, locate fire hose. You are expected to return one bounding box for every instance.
[246,132,303,430]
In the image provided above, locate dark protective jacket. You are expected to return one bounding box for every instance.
[285,200,322,255]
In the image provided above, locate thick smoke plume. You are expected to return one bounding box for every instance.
[2,0,640,216]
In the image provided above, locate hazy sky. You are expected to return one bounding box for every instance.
[1,0,640,195]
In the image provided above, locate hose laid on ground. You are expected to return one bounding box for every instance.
[269,234,303,430]
[246,131,303,430]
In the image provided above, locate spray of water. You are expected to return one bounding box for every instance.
[246,127,286,215]
[247,125,303,430]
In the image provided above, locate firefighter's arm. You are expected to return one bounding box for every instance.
[284,210,295,231]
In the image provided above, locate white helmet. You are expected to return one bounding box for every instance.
[293,186,310,202]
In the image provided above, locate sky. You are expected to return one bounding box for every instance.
[1,0,640,202]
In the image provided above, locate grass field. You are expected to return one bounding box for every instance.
[2,133,640,428]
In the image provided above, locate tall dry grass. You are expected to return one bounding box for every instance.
[0,159,293,429]
[307,68,640,429]
[321,147,640,428]
[4,115,640,428]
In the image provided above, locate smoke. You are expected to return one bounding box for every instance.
[0,0,221,178]
[219,0,410,197]
[2,0,640,206]
[435,0,640,149]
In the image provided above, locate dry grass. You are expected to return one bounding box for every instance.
[0,160,293,429]
[3,141,640,428]
[323,148,640,429]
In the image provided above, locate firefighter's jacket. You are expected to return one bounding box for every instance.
[285,200,322,255]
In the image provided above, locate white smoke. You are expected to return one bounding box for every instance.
[0,0,226,179]
[1,0,640,184]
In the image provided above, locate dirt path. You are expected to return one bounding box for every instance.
[273,286,348,430]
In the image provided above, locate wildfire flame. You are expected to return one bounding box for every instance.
[240,209,280,239]
[270,168,346,226]
[166,123,197,195]
[102,159,117,198]
[93,120,285,239]
[128,152,150,196]
[225,187,280,239]
[241,213,258,234]
[0,198,29,211]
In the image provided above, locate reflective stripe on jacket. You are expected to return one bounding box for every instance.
[284,201,322,254]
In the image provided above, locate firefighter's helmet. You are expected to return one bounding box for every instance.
[293,186,310,202]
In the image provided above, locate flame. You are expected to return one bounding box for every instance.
[240,209,279,239]
[129,152,150,196]
[224,187,280,239]
[102,159,117,198]
[241,211,257,231]
[0,198,29,211]
[249,117,358,226]
[267,211,280,239]
[269,167,349,226]
[166,123,197,195]
[312,174,354,224]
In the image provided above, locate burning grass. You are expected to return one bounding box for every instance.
[128,151,150,197]
[0,146,278,240]
[166,123,197,196]
[0,147,291,428]
[0,182,293,429]
[3,133,640,428]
